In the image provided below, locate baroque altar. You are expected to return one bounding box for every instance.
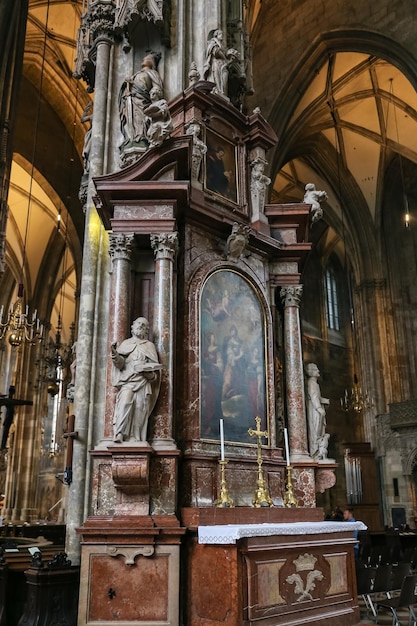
[75,83,348,626]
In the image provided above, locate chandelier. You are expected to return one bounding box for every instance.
[340,374,373,413]
[0,284,43,347]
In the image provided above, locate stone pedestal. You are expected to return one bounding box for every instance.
[77,516,185,625]
[110,445,152,515]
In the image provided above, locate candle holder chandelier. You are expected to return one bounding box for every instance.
[0,285,43,347]
[340,374,373,414]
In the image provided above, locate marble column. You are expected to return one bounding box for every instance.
[150,232,179,450]
[280,285,311,463]
[65,1,115,565]
[103,232,135,441]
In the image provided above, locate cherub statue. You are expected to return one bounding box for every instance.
[226,222,251,261]
[144,86,173,148]
[303,183,328,224]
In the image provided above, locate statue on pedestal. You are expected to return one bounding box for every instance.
[111,317,161,443]
[203,30,246,106]
[303,183,327,224]
[118,51,164,160]
[144,86,173,148]
[305,363,330,460]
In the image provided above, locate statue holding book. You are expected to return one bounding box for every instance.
[111,317,161,443]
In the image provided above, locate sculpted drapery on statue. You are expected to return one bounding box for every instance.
[203,30,240,95]
[118,51,164,152]
[111,317,161,443]
[305,363,330,460]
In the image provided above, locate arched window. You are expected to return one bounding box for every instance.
[325,265,340,331]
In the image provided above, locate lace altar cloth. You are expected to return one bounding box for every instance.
[198,521,367,544]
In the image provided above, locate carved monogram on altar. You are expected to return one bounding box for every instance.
[280,552,331,604]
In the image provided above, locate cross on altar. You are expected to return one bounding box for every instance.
[248,416,273,507]
[0,385,33,449]
[248,416,268,447]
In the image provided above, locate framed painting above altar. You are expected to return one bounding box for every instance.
[204,129,238,203]
[200,270,267,445]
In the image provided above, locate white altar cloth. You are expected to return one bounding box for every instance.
[198,521,367,544]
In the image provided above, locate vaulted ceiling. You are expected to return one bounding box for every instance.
[7,1,417,342]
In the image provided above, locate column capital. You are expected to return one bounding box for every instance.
[280,285,303,308]
[150,232,179,262]
[87,0,116,42]
[109,232,135,261]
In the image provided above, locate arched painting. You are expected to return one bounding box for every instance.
[200,270,267,444]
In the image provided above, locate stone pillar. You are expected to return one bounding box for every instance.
[65,1,115,565]
[103,232,135,441]
[150,232,179,450]
[280,285,310,463]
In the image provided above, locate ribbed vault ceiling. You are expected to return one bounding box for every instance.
[272,52,417,227]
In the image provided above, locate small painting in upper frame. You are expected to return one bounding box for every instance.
[205,129,238,203]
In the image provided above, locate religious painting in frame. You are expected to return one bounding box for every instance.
[204,128,238,203]
[200,269,268,445]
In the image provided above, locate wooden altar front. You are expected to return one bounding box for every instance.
[182,508,362,626]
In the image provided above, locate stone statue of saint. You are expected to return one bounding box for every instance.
[80,102,93,175]
[203,29,228,94]
[66,342,77,403]
[305,363,330,460]
[118,52,164,150]
[111,317,161,443]
[143,86,173,148]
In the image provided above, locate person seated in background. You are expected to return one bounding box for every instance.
[344,507,359,558]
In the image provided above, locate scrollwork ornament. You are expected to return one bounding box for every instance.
[107,545,155,565]
[280,285,303,308]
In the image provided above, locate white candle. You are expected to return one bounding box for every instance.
[219,418,225,461]
[284,427,291,467]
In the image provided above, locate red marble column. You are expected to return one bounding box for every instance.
[280,285,311,463]
[103,232,135,440]
[150,232,179,450]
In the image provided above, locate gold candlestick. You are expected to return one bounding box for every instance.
[283,465,298,507]
[248,416,274,508]
[216,460,234,507]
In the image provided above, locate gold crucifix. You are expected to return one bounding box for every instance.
[248,416,273,507]
[248,416,268,449]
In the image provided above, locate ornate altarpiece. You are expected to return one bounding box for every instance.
[77,84,356,626]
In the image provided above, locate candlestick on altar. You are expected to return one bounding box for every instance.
[283,464,298,507]
[216,460,234,507]
[248,416,273,507]
[219,418,225,462]
[283,427,291,467]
